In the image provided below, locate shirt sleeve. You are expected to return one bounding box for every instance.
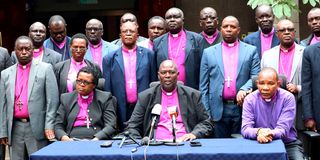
[241,95,260,139]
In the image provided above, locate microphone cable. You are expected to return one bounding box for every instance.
[143,126,154,160]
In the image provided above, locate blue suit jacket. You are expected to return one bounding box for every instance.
[85,40,119,69]
[153,30,204,89]
[243,30,280,59]
[102,46,157,127]
[199,41,260,121]
[44,37,71,60]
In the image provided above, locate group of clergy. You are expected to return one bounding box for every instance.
[1,4,320,160]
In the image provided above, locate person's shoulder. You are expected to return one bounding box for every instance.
[240,41,257,52]
[278,88,295,99]
[243,31,259,41]
[95,89,112,100]
[1,64,15,75]
[153,33,168,44]
[0,47,8,54]
[60,91,77,102]
[45,48,62,57]
[178,84,200,95]
[54,60,68,69]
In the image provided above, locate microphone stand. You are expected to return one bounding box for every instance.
[172,115,177,143]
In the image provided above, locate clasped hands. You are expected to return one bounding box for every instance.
[257,128,273,143]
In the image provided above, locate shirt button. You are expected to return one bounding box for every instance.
[93,127,97,130]
[87,110,90,112]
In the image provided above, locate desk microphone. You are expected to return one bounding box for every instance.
[168,106,177,143]
[119,131,140,148]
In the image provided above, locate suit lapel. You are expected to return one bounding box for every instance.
[177,86,189,132]
[256,31,262,56]
[136,47,143,72]
[237,42,248,79]
[9,65,17,105]
[214,44,224,77]
[115,49,125,75]
[68,93,80,133]
[290,44,303,82]
[184,32,193,62]
[42,48,49,63]
[62,60,71,91]
[161,34,169,59]
[28,61,37,99]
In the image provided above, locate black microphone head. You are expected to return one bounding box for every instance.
[140,136,150,145]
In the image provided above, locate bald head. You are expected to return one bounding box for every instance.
[221,16,240,43]
[85,19,104,45]
[86,18,103,29]
[222,16,239,27]
[200,7,218,35]
[158,60,179,92]
[165,7,184,34]
[29,22,46,48]
[120,13,137,25]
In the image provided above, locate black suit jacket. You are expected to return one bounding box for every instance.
[54,89,117,140]
[127,84,213,139]
[54,59,102,95]
[301,42,320,130]
[0,47,12,78]
[153,30,205,89]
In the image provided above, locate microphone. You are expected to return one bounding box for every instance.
[150,104,162,128]
[124,131,140,146]
[167,106,177,143]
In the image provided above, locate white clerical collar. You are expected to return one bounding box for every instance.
[264,98,272,102]
[81,95,89,99]
[172,33,179,38]
[166,92,173,96]
[22,65,27,69]
[227,43,235,47]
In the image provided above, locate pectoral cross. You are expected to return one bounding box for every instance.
[16,100,23,111]
[225,76,232,88]
[128,79,136,89]
[85,116,91,129]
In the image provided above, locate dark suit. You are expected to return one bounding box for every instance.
[153,30,204,89]
[243,30,280,58]
[127,84,213,139]
[54,59,102,95]
[302,42,320,130]
[55,89,117,140]
[0,47,11,160]
[300,34,314,47]
[102,46,157,130]
[200,31,223,49]
[200,41,260,137]
[44,37,71,60]
[11,48,62,66]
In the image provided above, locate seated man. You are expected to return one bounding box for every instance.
[127,60,213,142]
[55,66,117,141]
[241,67,304,160]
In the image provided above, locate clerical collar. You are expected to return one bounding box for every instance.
[78,91,94,101]
[33,46,44,58]
[71,57,85,65]
[122,45,137,53]
[161,87,177,96]
[51,37,66,49]
[89,40,102,49]
[222,40,239,47]
[262,89,278,103]
[201,29,218,39]
[261,27,274,38]
[169,29,184,38]
[280,43,295,53]
[18,61,32,70]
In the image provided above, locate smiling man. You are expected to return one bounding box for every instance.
[102,21,157,131]
[301,8,320,46]
[199,7,222,48]
[127,60,213,141]
[200,16,260,138]
[154,7,204,90]
[241,67,304,160]
[243,4,280,58]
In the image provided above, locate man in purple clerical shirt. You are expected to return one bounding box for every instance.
[241,68,304,160]
[301,8,320,46]
[199,7,222,49]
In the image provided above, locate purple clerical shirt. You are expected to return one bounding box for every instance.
[201,30,219,45]
[222,40,239,99]
[51,37,66,49]
[156,88,187,141]
[168,30,186,84]
[14,62,32,118]
[241,88,297,143]
[122,46,137,103]
[278,43,295,81]
[73,92,94,127]
[310,35,320,45]
[89,41,103,68]
[67,58,87,92]
[260,28,274,57]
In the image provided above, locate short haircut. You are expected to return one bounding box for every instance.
[48,15,67,26]
[77,66,99,86]
[15,36,32,47]
[70,33,89,46]
[148,16,165,27]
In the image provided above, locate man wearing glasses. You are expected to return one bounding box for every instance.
[261,19,305,146]
[84,19,118,69]
[55,66,117,141]
[199,7,222,49]
[44,15,71,60]
[243,4,280,59]
[54,33,102,95]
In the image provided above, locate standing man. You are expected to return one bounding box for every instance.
[103,21,157,131]
[301,8,320,46]
[0,47,12,160]
[243,4,280,58]
[12,22,62,66]
[127,60,213,141]
[261,19,305,132]
[199,7,222,49]
[154,7,204,90]
[44,15,71,60]
[200,16,260,138]
[242,68,304,160]
[85,18,119,69]
[0,36,59,159]
[111,13,147,46]
[137,16,166,50]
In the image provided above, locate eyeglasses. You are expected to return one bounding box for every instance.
[277,28,295,33]
[85,28,103,32]
[76,79,94,86]
[71,47,87,52]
